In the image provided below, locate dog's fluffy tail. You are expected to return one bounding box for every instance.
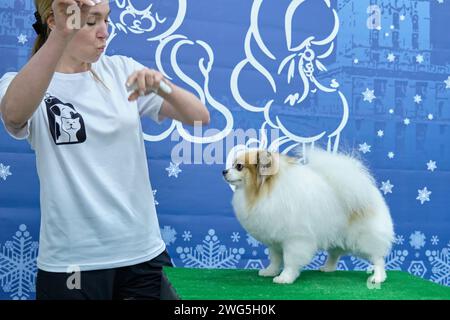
[298,148,381,213]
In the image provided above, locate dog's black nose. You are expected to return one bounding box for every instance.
[222,170,228,176]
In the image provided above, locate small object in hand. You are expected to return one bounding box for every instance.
[126,81,172,95]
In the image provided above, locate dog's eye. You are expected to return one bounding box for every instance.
[236,164,244,171]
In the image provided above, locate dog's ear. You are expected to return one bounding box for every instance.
[256,150,279,187]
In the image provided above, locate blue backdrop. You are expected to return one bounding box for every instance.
[0,0,449,300]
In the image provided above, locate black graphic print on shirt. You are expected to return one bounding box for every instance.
[45,95,86,145]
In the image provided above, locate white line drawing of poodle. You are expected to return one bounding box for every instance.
[230,0,349,154]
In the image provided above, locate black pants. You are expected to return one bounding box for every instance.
[36,250,179,300]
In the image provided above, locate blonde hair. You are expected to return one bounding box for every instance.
[31,0,52,56]
[32,0,110,91]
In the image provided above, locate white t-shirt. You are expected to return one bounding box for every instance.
[0,55,167,272]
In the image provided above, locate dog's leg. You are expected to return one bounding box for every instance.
[368,257,387,284]
[320,249,342,272]
[273,241,316,284]
[258,246,282,277]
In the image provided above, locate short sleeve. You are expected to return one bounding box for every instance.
[123,57,165,124]
[0,72,32,140]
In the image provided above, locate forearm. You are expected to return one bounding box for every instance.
[162,83,210,126]
[0,31,70,128]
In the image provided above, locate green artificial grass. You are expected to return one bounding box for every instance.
[163,267,450,300]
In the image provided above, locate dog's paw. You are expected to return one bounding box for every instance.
[368,272,387,284]
[273,274,296,284]
[319,265,336,273]
[258,268,280,277]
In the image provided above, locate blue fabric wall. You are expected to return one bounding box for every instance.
[0,0,449,299]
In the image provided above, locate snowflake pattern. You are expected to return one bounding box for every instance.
[413,94,422,104]
[0,225,38,300]
[426,245,449,286]
[0,163,12,181]
[245,259,265,270]
[176,229,245,268]
[408,261,427,278]
[445,76,450,89]
[246,234,261,248]
[362,88,376,103]
[166,162,182,178]
[387,53,396,62]
[358,142,371,154]
[410,231,426,250]
[429,236,439,246]
[230,232,240,242]
[161,226,177,246]
[426,160,437,172]
[394,234,405,245]
[380,180,394,195]
[182,231,192,242]
[17,34,27,45]
[416,187,431,204]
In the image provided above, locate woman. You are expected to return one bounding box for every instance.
[0,0,210,300]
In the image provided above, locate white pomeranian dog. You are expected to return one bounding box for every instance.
[222,148,394,285]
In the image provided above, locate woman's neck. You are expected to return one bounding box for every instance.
[56,54,90,74]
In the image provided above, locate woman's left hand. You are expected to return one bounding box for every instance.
[126,68,169,102]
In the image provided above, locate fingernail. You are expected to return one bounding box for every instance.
[89,1,96,6]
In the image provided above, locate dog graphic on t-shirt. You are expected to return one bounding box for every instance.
[45,96,86,145]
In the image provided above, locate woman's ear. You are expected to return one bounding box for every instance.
[46,13,55,31]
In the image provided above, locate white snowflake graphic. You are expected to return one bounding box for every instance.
[409,231,426,250]
[380,180,394,195]
[427,114,434,120]
[160,226,177,246]
[0,163,12,181]
[394,234,405,245]
[176,229,245,268]
[166,162,182,178]
[408,261,427,278]
[377,130,384,137]
[349,256,373,272]
[0,224,38,300]
[230,232,240,242]
[416,187,431,204]
[389,108,394,114]
[362,88,376,103]
[387,53,395,62]
[182,231,192,242]
[416,54,424,64]
[246,234,261,248]
[245,259,265,270]
[353,58,359,64]
[431,236,439,246]
[152,189,158,206]
[404,118,411,125]
[358,142,371,154]
[305,251,328,270]
[445,76,450,89]
[388,152,395,159]
[400,14,406,21]
[413,94,422,104]
[426,245,449,286]
[17,34,27,45]
[426,160,437,172]
[385,250,409,270]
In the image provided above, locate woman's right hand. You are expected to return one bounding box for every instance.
[51,0,99,38]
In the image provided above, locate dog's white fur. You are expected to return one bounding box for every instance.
[223,148,394,284]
